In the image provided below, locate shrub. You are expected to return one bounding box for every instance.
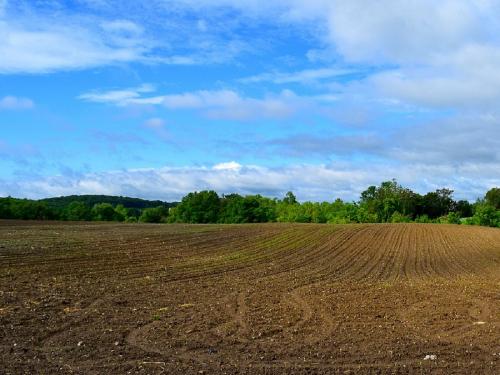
[472,203,500,227]
[446,212,461,224]
[139,206,169,223]
[415,214,431,223]
[356,207,377,223]
[390,211,411,223]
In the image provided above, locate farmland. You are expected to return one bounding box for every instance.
[0,221,499,374]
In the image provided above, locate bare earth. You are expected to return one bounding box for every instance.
[0,221,499,374]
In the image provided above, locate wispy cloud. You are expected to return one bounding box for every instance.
[0,15,153,74]
[0,1,258,74]
[162,89,299,120]
[79,86,305,120]
[240,67,355,84]
[0,96,34,110]
[143,117,170,140]
[78,84,155,105]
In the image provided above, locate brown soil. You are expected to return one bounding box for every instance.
[0,221,499,374]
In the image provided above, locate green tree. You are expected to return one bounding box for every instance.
[282,191,297,205]
[92,203,120,221]
[114,204,142,222]
[485,187,500,209]
[242,195,276,223]
[359,180,419,222]
[139,206,169,223]
[64,201,91,221]
[0,197,12,219]
[219,194,246,223]
[471,203,500,227]
[174,190,221,223]
[420,188,454,219]
[356,206,377,223]
[454,200,473,218]
[324,199,359,223]
[308,202,327,223]
[10,200,54,220]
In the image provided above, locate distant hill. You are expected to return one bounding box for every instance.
[40,195,177,209]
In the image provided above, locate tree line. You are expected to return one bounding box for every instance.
[40,195,169,210]
[0,195,174,223]
[0,181,499,227]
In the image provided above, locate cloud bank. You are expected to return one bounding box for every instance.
[2,161,498,202]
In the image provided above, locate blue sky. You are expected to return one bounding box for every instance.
[1,0,500,201]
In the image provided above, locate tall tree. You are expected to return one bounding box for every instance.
[421,188,454,219]
[359,179,419,222]
[175,190,221,223]
[64,201,91,221]
[485,187,500,209]
[283,191,298,205]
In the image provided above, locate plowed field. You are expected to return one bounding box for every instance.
[1,221,499,374]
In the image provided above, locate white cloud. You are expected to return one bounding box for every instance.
[2,0,496,83]
[240,67,355,84]
[0,2,214,74]
[265,112,500,165]
[164,1,500,112]
[165,89,298,120]
[78,84,155,104]
[184,0,500,112]
[367,43,500,109]
[2,0,500,202]
[318,1,500,111]
[0,18,150,74]
[327,0,485,64]
[371,68,500,109]
[3,161,498,202]
[389,113,500,164]
[0,95,34,110]
[101,19,143,35]
[0,1,270,74]
[213,161,242,171]
[168,0,496,62]
[79,86,304,120]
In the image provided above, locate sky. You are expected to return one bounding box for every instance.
[1,0,500,202]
